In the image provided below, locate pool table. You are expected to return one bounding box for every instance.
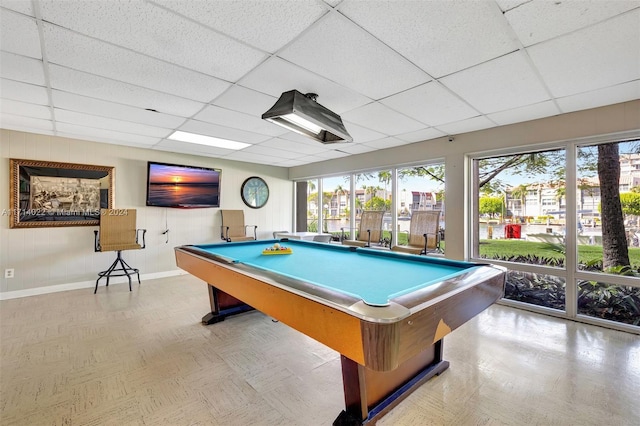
[175,239,505,425]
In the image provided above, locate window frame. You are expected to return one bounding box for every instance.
[468,132,640,333]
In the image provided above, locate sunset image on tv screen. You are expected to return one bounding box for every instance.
[147,163,220,207]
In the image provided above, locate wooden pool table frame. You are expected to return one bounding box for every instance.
[175,243,505,425]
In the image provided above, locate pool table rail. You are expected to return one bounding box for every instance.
[178,245,413,322]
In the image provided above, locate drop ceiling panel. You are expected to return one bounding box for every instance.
[341,121,386,144]
[51,91,187,128]
[56,131,154,150]
[239,57,371,113]
[292,155,326,167]
[440,52,550,114]
[339,0,518,78]
[333,143,378,155]
[363,137,411,150]
[505,0,640,46]
[155,0,328,53]
[495,0,529,12]
[38,0,266,81]
[1,113,52,132]
[435,115,496,136]
[528,10,640,98]
[2,99,50,120]
[380,82,479,126]
[257,137,328,155]
[42,24,231,102]
[0,52,44,85]
[313,149,351,160]
[279,13,430,100]
[487,100,560,126]
[275,158,310,167]
[212,85,278,117]
[223,150,282,164]
[557,80,640,113]
[54,109,171,138]
[48,65,205,117]
[395,128,447,144]
[194,105,287,137]
[1,79,48,104]
[0,0,34,16]
[341,102,424,136]
[0,10,41,59]
[56,122,160,146]
[240,144,306,160]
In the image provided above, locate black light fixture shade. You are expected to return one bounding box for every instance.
[262,90,353,144]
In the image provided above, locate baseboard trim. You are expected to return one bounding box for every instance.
[0,270,188,300]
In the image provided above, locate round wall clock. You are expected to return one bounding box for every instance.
[241,176,269,209]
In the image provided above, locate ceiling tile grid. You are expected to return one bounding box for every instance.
[0,0,638,167]
[38,0,267,80]
[0,10,42,59]
[41,23,233,103]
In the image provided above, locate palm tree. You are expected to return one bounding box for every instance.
[334,184,345,217]
[555,183,566,212]
[598,143,630,268]
[378,170,392,201]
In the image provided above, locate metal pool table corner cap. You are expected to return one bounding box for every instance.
[348,300,412,323]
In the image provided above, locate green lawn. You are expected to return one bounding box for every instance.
[478,239,640,267]
[331,231,640,268]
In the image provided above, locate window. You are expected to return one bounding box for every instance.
[322,175,349,234]
[471,139,639,332]
[299,179,318,232]
[397,163,445,250]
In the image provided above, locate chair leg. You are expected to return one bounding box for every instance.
[118,255,141,288]
[95,251,140,293]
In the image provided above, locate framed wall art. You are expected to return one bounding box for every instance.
[9,158,114,228]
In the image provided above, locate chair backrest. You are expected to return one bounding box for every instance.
[356,211,385,243]
[99,209,140,251]
[273,230,289,238]
[312,234,332,243]
[221,210,247,238]
[408,210,440,249]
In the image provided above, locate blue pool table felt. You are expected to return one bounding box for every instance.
[193,241,475,306]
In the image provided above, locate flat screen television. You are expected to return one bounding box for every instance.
[146,161,221,208]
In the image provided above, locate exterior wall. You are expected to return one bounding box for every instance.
[0,130,292,298]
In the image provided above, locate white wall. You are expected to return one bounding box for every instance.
[0,130,293,297]
[290,100,640,260]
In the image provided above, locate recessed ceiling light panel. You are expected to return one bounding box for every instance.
[168,131,250,150]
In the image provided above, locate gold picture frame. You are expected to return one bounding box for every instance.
[9,158,114,228]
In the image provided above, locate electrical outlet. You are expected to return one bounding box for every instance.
[5,268,15,279]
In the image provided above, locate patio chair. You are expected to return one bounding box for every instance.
[391,210,441,255]
[312,234,333,243]
[220,210,257,242]
[341,210,386,248]
[94,209,146,293]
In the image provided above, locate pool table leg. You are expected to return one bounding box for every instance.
[334,340,449,425]
[202,284,254,325]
